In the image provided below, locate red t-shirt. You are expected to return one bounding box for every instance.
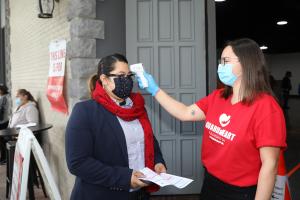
[195,89,287,187]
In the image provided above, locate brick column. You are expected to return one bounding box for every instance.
[67,0,104,105]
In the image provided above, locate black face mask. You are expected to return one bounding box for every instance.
[112,76,133,99]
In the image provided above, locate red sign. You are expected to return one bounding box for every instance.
[47,40,68,114]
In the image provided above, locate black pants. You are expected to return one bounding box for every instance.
[0,121,9,161]
[129,189,150,200]
[282,91,290,108]
[200,170,257,200]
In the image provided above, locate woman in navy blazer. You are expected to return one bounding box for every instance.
[66,54,166,200]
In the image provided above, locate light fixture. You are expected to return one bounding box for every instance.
[277,21,288,25]
[260,45,268,50]
[215,0,226,2]
[38,0,59,18]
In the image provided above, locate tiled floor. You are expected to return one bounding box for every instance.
[0,97,299,200]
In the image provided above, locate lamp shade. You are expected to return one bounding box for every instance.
[38,0,54,18]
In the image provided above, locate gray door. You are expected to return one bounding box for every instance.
[126,0,207,195]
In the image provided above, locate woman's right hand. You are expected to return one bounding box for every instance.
[137,72,159,96]
[130,171,149,189]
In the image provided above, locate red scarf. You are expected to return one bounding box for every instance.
[92,82,159,192]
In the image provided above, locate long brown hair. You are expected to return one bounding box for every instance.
[220,38,273,104]
[17,89,39,109]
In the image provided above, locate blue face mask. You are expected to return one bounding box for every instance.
[217,64,237,86]
[15,97,21,107]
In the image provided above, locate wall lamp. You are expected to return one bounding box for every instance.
[38,0,59,18]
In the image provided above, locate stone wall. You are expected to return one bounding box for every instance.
[67,0,104,106]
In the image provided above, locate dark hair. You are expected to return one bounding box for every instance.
[0,84,8,95]
[220,38,273,104]
[97,53,128,83]
[88,74,98,97]
[17,89,38,107]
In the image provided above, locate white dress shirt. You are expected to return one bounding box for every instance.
[115,98,146,172]
[9,101,39,128]
[113,98,146,192]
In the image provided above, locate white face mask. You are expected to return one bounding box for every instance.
[15,97,22,107]
[217,63,238,86]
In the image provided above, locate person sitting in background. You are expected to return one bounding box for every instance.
[0,84,9,129]
[0,84,9,164]
[9,89,39,128]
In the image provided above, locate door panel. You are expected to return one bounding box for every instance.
[126,0,206,194]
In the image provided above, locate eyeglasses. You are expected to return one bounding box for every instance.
[106,72,135,79]
[218,57,239,65]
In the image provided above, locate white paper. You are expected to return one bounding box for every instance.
[48,39,66,77]
[138,167,193,189]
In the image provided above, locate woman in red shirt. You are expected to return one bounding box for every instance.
[138,38,286,200]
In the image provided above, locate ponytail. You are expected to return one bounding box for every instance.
[88,74,98,97]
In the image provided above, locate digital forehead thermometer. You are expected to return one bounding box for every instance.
[130,63,149,88]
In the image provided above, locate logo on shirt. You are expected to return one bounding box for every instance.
[219,113,231,127]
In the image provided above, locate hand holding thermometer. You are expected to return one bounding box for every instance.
[130,63,149,88]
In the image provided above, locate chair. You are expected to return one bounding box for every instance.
[6,140,47,200]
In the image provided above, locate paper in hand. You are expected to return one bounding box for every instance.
[138,167,193,189]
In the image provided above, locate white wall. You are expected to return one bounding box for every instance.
[266,52,300,95]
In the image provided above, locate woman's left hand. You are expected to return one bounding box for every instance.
[154,163,167,174]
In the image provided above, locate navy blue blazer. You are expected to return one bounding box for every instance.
[66,99,165,200]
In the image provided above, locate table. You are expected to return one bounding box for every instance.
[0,124,53,138]
[0,124,53,200]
